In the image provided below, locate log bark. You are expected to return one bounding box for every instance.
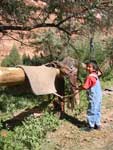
[0,67,25,86]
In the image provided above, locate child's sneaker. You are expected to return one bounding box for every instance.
[80,126,94,132]
[85,126,94,132]
[94,125,101,130]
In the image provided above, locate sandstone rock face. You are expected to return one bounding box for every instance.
[0,0,47,63]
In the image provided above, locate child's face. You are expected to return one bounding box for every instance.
[86,63,95,73]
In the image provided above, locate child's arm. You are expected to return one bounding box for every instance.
[77,75,97,91]
[77,85,88,91]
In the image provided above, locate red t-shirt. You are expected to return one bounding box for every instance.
[82,73,97,90]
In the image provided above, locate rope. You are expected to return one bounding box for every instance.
[54,90,80,100]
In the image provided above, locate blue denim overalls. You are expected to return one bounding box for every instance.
[87,73,102,128]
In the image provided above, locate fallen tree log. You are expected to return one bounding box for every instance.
[0,67,25,86]
[0,66,61,96]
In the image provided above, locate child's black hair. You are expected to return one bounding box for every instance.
[85,60,99,71]
[85,60,102,77]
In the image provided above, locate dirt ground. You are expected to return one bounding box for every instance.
[42,89,113,150]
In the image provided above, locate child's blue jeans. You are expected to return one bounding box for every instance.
[87,99,102,128]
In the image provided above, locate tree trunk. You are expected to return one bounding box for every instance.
[0,67,25,86]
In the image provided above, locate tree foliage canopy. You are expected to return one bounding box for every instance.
[0,0,113,35]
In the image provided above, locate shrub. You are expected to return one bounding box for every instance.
[1,44,22,67]
[22,53,32,65]
[0,112,59,150]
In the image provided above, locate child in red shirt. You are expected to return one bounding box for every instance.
[79,60,102,131]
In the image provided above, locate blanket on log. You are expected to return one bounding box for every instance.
[17,65,60,96]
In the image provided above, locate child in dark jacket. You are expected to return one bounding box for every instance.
[79,60,102,131]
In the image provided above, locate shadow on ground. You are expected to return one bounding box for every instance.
[60,112,87,128]
[1,106,42,130]
[1,100,52,130]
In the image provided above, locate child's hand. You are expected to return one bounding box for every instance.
[76,86,82,91]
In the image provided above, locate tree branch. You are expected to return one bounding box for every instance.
[7,34,32,47]
[0,22,72,35]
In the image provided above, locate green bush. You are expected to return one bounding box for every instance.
[22,53,54,66]
[1,44,22,67]
[30,55,53,66]
[22,53,32,65]
[0,112,59,150]
[102,68,113,81]
[0,93,40,114]
[74,91,88,116]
